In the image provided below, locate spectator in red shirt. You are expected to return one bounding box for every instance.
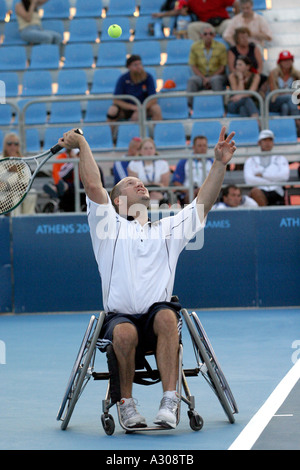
[153,0,240,39]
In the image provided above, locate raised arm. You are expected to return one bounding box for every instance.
[59,129,108,204]
[196,127,236,220]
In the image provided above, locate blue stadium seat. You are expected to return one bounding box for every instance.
[0,1,7,21]
[106,0,136,16]
[0,72,19,97]
[253,0,266,9]
[68,18,99,43]
[18,100,48,125]
[0,104,13,125]
[116,124,141,149]
[190,121,222,147]
[84,99,113,122]
[100,18,131,41]
[165,39,193,65]
[63,43,94,68]
[0,130,3,150]
[81,125,114,151]
[154,122,186,149]
[96,42,127,67]
[131,40,161,66]
[192,95,225,119]
[43,126,70,150]
[74,0,103,18]
[42,0,70,19]
[0,46,27,71]
[91,68,122,94]
[158,97,189,120]
[268,118,298,144]
[2,21,27,45]
[161,65,191,92]
[29,44,60,70]
[49,101,82,124]
[42,19,64,38]
[227,119,260,146]
[25,129,41,153]
[139,0,164,16]
[56,70,88,95]
[21,71,52,96]
[134,15,163,40]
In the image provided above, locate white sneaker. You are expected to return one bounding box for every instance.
[154,392,180,429]
[119,398,147,428]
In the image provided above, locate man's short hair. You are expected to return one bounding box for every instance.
[126,55,142,67]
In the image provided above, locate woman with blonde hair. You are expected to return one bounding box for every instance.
[127,137,170,207]
[2,133,37,215]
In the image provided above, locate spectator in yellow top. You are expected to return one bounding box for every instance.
[186,24,227,110]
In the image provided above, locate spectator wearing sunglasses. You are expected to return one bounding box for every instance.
[2,133,37,215]
[186,24,227,111]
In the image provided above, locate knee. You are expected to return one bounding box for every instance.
[154,309,178,336]
[113,323,138,351]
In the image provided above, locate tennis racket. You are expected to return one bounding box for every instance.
[0,128,83,215]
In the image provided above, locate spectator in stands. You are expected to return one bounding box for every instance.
[212,184,258,209]
[152,0,240,39]
[244,129,290,206]
[227,55,260,117]
[106,55,162,124]
[2,132,37,215]
[186,24,227,111]
[15,0,62,45]
[113,137,142,185]
[43,149,105,212]
[127,138,170,207]
[268,51,300,117]
[172,135,213,205]
[223,0,273,48]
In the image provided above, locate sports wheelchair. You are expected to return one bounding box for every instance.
[56,299,238,434]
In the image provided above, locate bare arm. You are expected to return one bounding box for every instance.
[15,0,39,21]
[59,129,107,205]
[196,127,236,220]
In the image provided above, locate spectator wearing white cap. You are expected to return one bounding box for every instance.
[244,130,290,206]
[268,50,300,116]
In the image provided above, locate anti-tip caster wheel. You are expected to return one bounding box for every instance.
[188,410,204,431]
[101,413,115,435]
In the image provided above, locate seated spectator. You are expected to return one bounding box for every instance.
[43,149,105,212]
[223,0,272,48]
[187,24,227,110]
[244,129,290,206]
[127,138,170,207]
[15,0,62,45]
[212,184,258,209]
[227,55,260,117]
[268,51,300,116]
[152,0,240,39]
[106,55,162,124]
[172,135,213,205]
[113,137,142,185]
[2,132,37,215]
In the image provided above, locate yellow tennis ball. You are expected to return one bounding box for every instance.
[108,24,122,38]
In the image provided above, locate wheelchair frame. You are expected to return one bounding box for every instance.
[56,306,238,434]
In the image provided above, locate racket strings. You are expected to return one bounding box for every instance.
[0,159,32,213]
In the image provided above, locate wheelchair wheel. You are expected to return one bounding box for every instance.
[181,309,238,424]
[56,312,106,430]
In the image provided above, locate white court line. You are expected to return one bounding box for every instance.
[228,359,300,450]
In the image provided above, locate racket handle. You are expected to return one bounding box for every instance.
[50,128,84,155]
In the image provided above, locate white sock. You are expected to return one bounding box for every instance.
[120,397,133,406]
[163,390,177,399]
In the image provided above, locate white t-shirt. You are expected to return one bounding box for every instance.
[87,193,205,314]
[128,160,169,184]
[244,155,290,197]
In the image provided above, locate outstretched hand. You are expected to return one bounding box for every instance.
[214,126,236,166]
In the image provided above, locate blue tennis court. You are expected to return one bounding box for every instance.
[1,307,299,450]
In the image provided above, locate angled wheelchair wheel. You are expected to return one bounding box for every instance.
[56,312,106,430]
[181,309,238,424]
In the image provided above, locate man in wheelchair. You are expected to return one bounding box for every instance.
[59,126,236,429]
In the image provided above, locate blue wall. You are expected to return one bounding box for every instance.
[0,208,299,313]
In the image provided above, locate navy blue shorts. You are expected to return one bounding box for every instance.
[97,301,182,354]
